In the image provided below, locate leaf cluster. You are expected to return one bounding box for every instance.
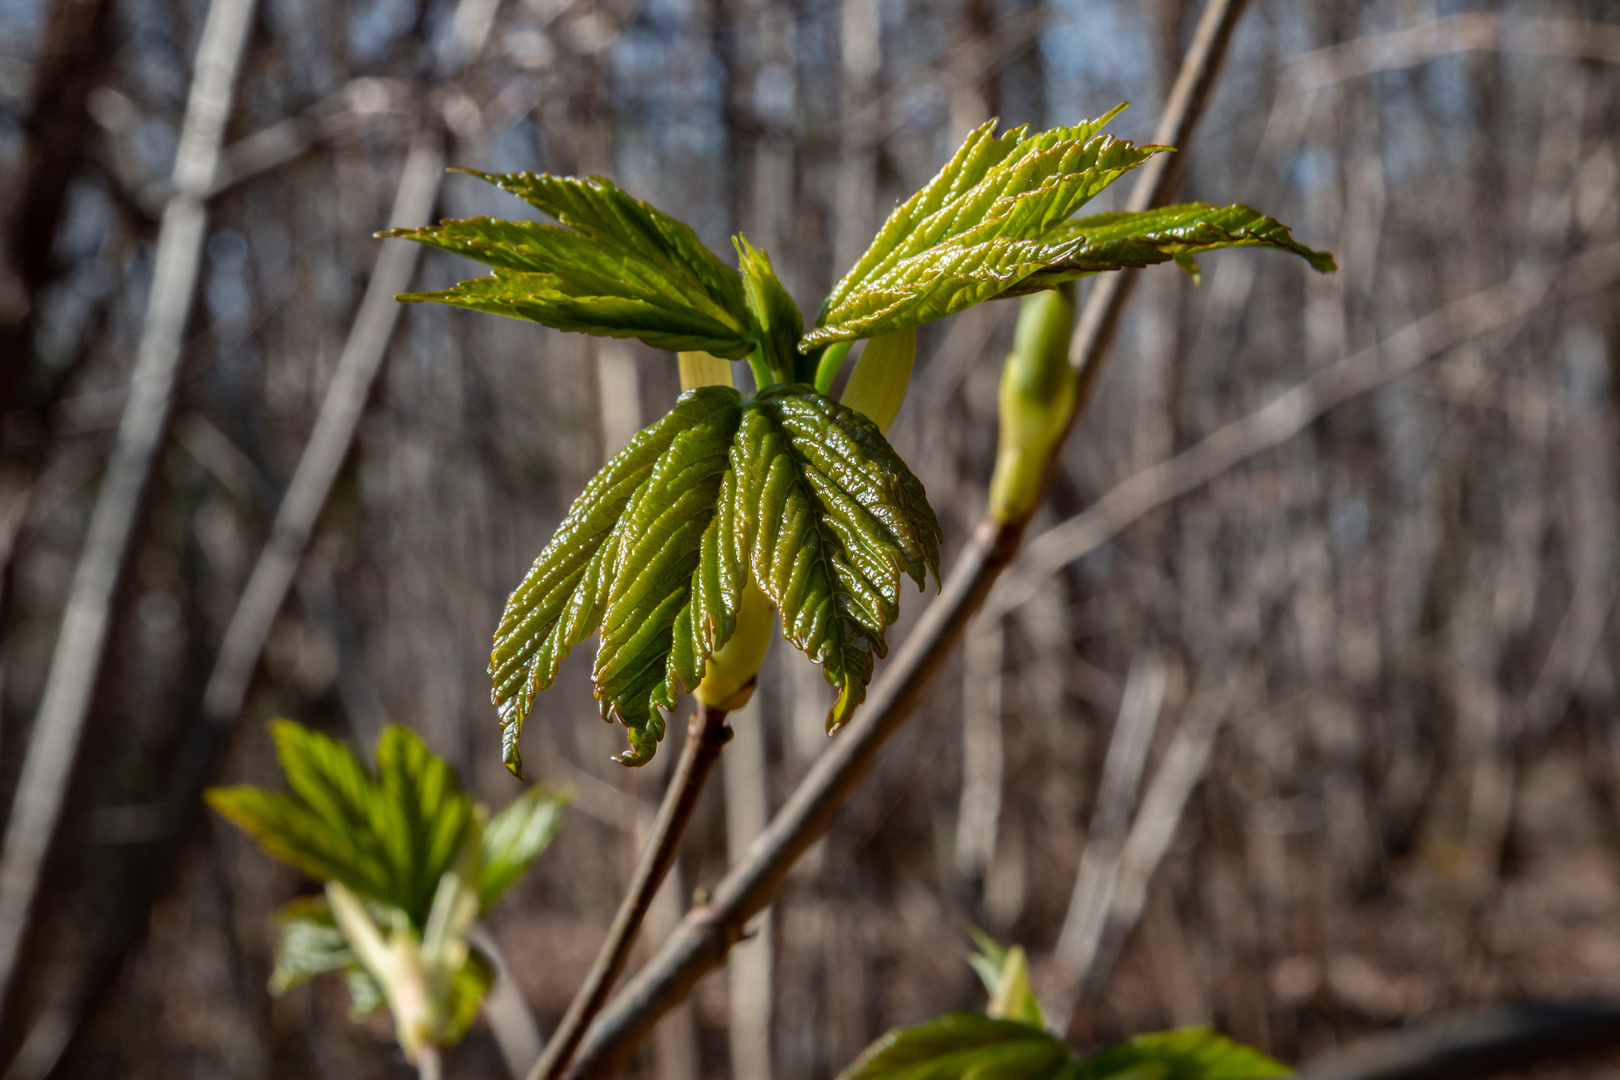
[207,721,570,1015]
[388,105,1331,766]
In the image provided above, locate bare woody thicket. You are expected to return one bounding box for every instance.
[214,103,1333,1078]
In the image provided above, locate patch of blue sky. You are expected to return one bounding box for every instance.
[0,0,46,59]
[348,0,418,69]
[1041,0,1155,141]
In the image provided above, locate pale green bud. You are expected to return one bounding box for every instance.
[988,288,1077,523]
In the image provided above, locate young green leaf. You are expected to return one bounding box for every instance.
[480,783,573,911]
[1008,203,1336,292]
[490,383,941,771]
[986,946,1045,1030]
[386,172,755,358]
[1073,1029,1291,1080]
[346,967,387,1019]
[443,948,497,1044]
[805,107,1163,349]
[735,235,805,383]
[837,1013,1073,1080]
[839,1019,1291,1080]
[207,722,476,926]
[967,927,1010,996]
[269,896,357,995]
[268,894,397,1020]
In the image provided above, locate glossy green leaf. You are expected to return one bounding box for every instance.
[805,107,1162,349]
[386,172,755,358]
[207,722,475,926]
[837,1013,1073,1080]
[1009,203,1335,292]
[480,783,573,911]
[491,383,941,770]
[740,386,940,730]
[1073,1030,1290,1080]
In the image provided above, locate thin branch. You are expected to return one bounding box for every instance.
[1063,679,1230,1019]
[555,3,1252,1074]
[528,704,732,1080]
[0,0,259,1026]
[1051,653,1168,976]
[1292,15,1620,89]
[981,242,1620,622]
[198,134,444,728]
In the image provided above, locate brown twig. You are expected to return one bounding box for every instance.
[528,703,733,1080]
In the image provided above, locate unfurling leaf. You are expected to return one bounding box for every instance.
[1008,203,1336,293]
[490,383,942,772]
[804,110,1334,351]
[805,106,1162,349]
[386,172,755,357]
[735,235,805,382]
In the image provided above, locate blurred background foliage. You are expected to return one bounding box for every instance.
[1,0,1619,1077]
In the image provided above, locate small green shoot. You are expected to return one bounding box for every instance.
[207,721,571,1064]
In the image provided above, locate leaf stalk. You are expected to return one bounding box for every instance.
[812,340,852,394]
[838,328,917,435]
[527,702,733,1080]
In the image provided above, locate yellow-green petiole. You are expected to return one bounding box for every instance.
[839,327,916,435]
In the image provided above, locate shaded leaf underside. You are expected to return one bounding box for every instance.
[490,384,941,771]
